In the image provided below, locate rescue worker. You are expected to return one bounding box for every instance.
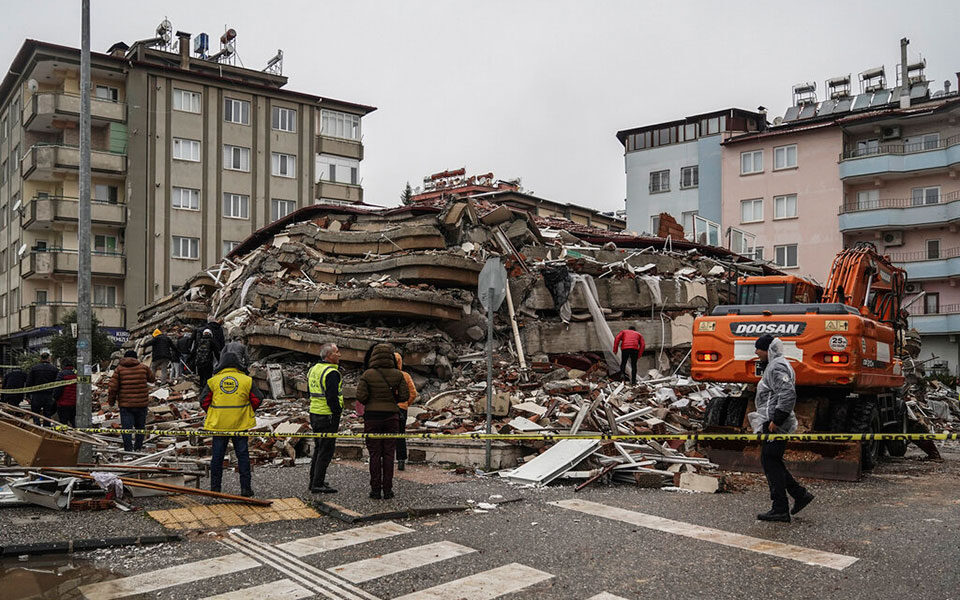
[107,350,155,451]
[53,358,78,427]
[200,352,261,497]
[394,352,418,471]
[613,325,645,384]
[194,329,217,383]
[750,334,814,522]
[173,332,193,380]
[26,352,59,423]
[2,365,28,408]
[144,329,177,384]
[356,343,409,499]
[307,343,343,494]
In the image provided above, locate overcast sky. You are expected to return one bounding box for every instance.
[3,1,959,212]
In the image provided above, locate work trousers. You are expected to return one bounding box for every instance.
[57,405,77,428]
[760,439,807,513]
[30,395,56,424]
[119,406,148,451]
[197,361,214,385]
[171,360,184,379]
[364,414,399,493]
[620,349,639,384]
[153,359,171,384]
[210,435,252,492]
[396,409,408,463]
[309,413,340,489]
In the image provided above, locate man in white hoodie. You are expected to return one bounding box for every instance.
[751,334,815,522]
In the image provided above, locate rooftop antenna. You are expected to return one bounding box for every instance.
[137,18,173,49]
[262,49,283,75]
[208,28,237,64]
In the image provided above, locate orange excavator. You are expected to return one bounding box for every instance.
[691,242,908,479]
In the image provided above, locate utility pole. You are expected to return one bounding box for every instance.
[76,0,93,460]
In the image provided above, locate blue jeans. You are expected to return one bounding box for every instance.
[210,435,251,492]
[119,407,148,451]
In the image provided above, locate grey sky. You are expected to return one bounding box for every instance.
[3,1,959,213]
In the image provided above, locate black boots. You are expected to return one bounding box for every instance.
[791,492,815,515]
[397,460,405,471]
[757,509,790,522]
[311,484,337,494]
[369,489,381,499]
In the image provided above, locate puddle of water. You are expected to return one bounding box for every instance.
[0,555,117,600]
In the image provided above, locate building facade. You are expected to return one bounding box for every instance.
[0,31,374,355]
[617,108,764,240]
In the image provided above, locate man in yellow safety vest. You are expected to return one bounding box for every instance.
[307,343,343,494]
[200,351,262,497]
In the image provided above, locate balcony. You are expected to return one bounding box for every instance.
[22,92,126,132]
[907,304,960,335]
[20,250,126,280]
[21,145,127,181]
[19,302,126,330]
[316,180,364,204]
[838,191,960,231]
[316,135,363,160]
[21,196,126,230]
[888,246,960,280]
[838,134,960,180]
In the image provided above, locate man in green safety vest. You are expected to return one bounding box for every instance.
[307,343,343,494]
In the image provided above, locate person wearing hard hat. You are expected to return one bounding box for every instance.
[144,329,177,385]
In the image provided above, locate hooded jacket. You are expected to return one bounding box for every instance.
[108,356,155,408]
[613,329,645,353]
[26,360,59,402]
[54,367,78,407]
[356,344,409,415]
[146,334,177,361]
[394,352,418,411]
[750,338,798,434]
[200,353,262,431]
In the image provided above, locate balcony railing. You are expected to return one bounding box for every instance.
[21,144,127,180]
[842,134,960,160]
[316,135,364,161]
[887,246,960,263]
[23,92,126,129]
[907,303,960,317]
[316,180,364,203]
[839,190,960,214]
[19,302,126,330]
[20,249,126,279]
[21,195,126,229]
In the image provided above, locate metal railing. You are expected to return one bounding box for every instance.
[30,194,121,206]
[841,133,960,160]
[887,246,960,263]
[838,189,960,214]
[908,303,960,316]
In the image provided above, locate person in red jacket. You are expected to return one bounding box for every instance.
[613,325,645,384]
[53,358,78,427]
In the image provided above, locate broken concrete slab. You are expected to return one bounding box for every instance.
[279,288,467,321]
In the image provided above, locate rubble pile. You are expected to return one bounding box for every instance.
[93,198,779,483]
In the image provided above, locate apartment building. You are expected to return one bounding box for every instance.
[0,26,374,355]
[616,108,765,241]
[719,43,959,374]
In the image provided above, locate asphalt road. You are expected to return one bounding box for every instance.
[3,443,958,600]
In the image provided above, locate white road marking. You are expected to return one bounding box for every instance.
[329,541,477,583]
[587,593,630,600]
[278,521,414,557]
[80,553,260,600]
[551,499,858,571]
[393,563,554,600]
[80,522,413,599]
[201,578,313,600]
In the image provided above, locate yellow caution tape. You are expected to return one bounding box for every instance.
[51,426,959,442]
[0,379,78,394]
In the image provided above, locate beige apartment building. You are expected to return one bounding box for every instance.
[0,30,374,356]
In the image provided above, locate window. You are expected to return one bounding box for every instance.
[729,228,756,255]
[316,155,360,185]
[650,215,661,236]
[0,249,6,271]
[94,234,117,253]
[173,88,201,113]
[741,150,763,174]
[740,198,763,223]
[224,97,250,125]
[223,240,240,256]
[93,285,116,306]
[173,138,201,161]
[271,198,295,221]
[11,144,19,176]
[94,184,118,203]
[774,194,798,219]
[172,235,200,259]
[856,139,879,156]
[36,290,48,305]
[649,170,670,193]
[0,294,6,317]
[774,244,798,268]
[911,186,940,206]
[222,193,249,219]
[271,152,296,178]
[172,187,200,210]
[680,166,698,189]
[856,189,879,211]
[320,109,361,141]
[684,123,697,140]
[0,159,5,186]
[272,106,296,132]
[692,215,720,246]
[11,96,19,124]
[681,211,697,236]
[754,246,764,261]
[926,239,940,260]
[0,116,6,141]
[94,85,119,102]
[223,145,250,171]
[906,133,940,151]
[924,292,940,315]
[774,144,797,170]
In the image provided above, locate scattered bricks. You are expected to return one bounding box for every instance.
[675,471,725,493]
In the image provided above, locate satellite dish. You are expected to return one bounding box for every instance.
[18,244,27,257]
[157,19,173,43]
[27,79,39,93]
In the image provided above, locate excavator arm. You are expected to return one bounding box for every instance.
[822,242,906,328]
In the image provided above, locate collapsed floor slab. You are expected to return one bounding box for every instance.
[279,288,467,321]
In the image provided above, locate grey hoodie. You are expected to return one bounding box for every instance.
[749,337,799,434]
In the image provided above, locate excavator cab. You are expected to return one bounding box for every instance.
[737,275,822,305]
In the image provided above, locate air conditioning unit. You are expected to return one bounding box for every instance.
[881,126,902,140]
[882,230,904,246]
[905,283,920,293]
